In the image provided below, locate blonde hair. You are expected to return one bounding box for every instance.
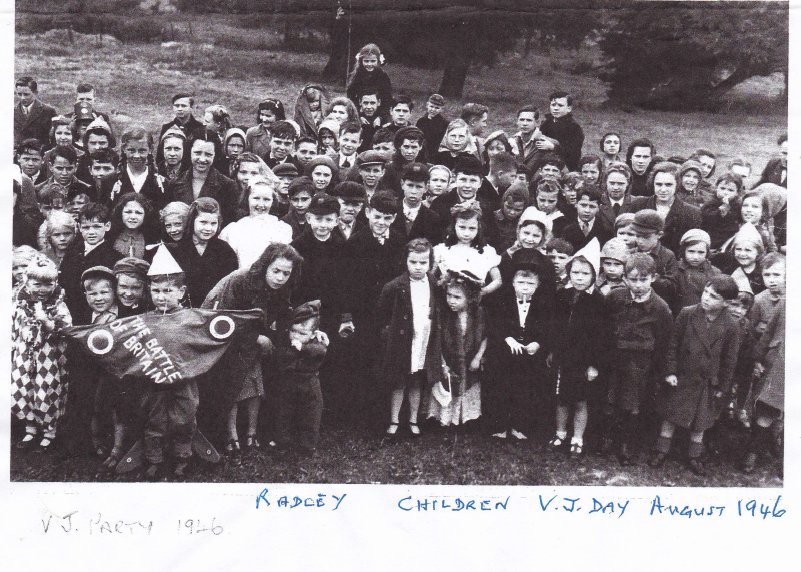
[26,254,59,282]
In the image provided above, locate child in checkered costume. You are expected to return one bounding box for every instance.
[11,254,72,449]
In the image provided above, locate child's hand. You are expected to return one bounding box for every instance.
[665,374,678,387]
[313,330,330,347]
[469,355,482,372]
[256,335,273,355]
[524,341,540,356]
[505,337,525,355]
[586,366,599,381]
[33,302,49,323]
[535,138,555,151]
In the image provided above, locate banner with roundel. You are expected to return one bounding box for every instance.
[64,308,263,384]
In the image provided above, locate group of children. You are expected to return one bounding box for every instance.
[11,43,787,480]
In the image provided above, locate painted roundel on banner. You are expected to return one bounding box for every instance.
[87,329,114,355]
[209,315,236,340]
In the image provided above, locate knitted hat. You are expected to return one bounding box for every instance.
[159,125,186,143]
[292,299,321,324]
[600,237,631,264]
[400,162,429,183]
[114,257,151,280]
[393,126,425,148]
[679,228,711,249]
[273,162,300,178]
[428,94,446,107]
[287,176,317,198]
[307,193,341,216]
[631,209,664,234]
[356,150,386,168]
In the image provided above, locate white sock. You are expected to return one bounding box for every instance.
[556,431,568,440]
[571,436,583,446]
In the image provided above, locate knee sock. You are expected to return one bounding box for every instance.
[688,440,704,460]
[656,435,672,454]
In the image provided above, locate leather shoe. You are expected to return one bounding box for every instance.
[648,452,667,468]
[688,458,706,476]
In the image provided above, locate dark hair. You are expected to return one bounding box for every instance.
[777,133,788,146]
[339,121,362,138]
[50,146,78,165]
[17,138,43,157]
[460,103,488,124]
[391,94,413,110]
[444,207,486,251]
[706,276,739,301]
[517,104,540,119]
[600,132,622,153]
[579,154,604,181]
[296,135,317,149]
[90,147,119,168]
[715,172,743,193]
[368,191,398,214]
[539,153,565,172]
[604,161,632,185]
[287,176,317,198]
[250,242,304,291]
[76,82,94,93]
[740,190,769,224]
[489,151,517,174]
[83,124,115,149]
[549,90,573,106]
[191,130,223,163]
[172,92,194,105]
[79,202,112,224]
[16,76,37,92]
[256,98,286,123]
[625,252,656,276]
[504,187,528,206]
[546,237,574,256]
[732,290,755,311]
[372,127,394,145]
[270,120,297,141]
[359,91,380,102]
[442,272,482,308]
[625,138,656,164]
[576,183,602,203]
[533,178,561,197]
[184,197,222,240]
[647,161,680,191]
[405,238,434,265]
[107,192,160,245]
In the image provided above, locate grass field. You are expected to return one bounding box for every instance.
[12,19,786,487]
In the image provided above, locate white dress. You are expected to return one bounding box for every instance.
[433,243,501,283]
[219,214,293,269]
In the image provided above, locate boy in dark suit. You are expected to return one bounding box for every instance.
[391,162,442,243]
[14,76,57,148]
[58,203,124,325]
[415,94,448,157]
[561,184,612,252]
[539,91,585,171]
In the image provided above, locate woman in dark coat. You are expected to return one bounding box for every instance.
[200,243,302,458]
[165,132,241,226]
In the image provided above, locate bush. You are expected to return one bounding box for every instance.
[16,12,162,43]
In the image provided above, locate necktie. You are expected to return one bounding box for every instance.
[613,203,621,216]
[342,158,351,168]
[582,222,590,236]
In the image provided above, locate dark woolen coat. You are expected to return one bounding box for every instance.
[416,114,449,158]
[346,68,393,117]
[165,168,241,226]
[58,238,124,325]
[429,190,500,248]
[701,196,741,251]
[673,259,721,315]
[539,112,584,172]
[657,304,742,431]
[751,300,785,413]
[754,157,786,188]
[114,166,172,210]
[488,286,553,376]
[631,195,702,255]
[598,194,637,228]
[170,236,238,308]
[14,99,57,148]
[561,217,614,253]
[390,203,443,244]
[376,273,443,390]
[156,115,207,164]
[291,230,346,333]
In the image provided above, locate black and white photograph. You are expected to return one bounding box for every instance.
[7,0,790,496]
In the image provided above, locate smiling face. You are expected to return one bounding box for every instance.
[270,135,294,161]
[85,278,115,314]
[359,164,385,189]
[116,274,145,308]
[248,183,274,217]
[191,140,215,174]
[337,198,363,224]
[259,108,277,127]
[26,276,56,302]
[517,222,543,249]
[681,170,700,192]
[193,211,220,243]
[123,137,150,171]
[361,54,379,72]
[360,94,379,117]
[455,172,481,201]
[311,165,333,190]
[733,242,758,269]
[486,139,507,160]
[740,196,763,224]
[328,105,350,124]
[339,131,361,157]
[163,213,185,242]
[366,207,396,236]
[265,256,294,290]
[295,141,317,166]
[121,200,146,231]
[307,212,338,241]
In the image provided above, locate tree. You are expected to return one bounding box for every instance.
[599,1,788,111]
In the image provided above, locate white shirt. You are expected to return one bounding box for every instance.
[339,219,355,240]
[84,240,104,256]
[403,202,421,224]
[516,297,530,328]
[339,153,357,168]
[92,305,119,324]
[219,214,293,269]
[409,276,432,373]
[127,165,149,194]
[373,230,390,245]
[580,218,595,236]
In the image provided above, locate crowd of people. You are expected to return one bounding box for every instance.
[11,42,787,481]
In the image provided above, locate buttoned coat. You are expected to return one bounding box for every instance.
[657,304,742,430]
[14,99,57,147]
